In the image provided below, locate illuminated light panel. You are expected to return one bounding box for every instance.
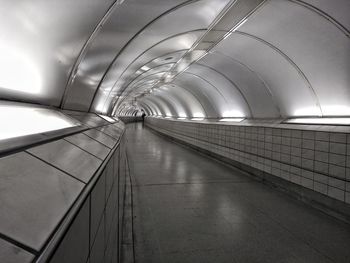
[164,116,172,119]
[222,110,244,118]
[177,117,186,120]
[140,66,150,71]
[219,118,245,122]
[191,118,204,121]
[193,112,205,118]
[293,107,322,116]
[322,105,350,116]
[285,118,350,125]
[0,104,79,140]
[98,114,116,123]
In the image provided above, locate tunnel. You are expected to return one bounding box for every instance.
[0,0,350,262]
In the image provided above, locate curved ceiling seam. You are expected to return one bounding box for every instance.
[100,29,207,111]
[211,51,282,117]
[139,104,151,115]
[114,49,188,108]
[152,91,191,117]
[148,93,179,116]
[286,0,350,37]
[139,102,155,115]
[125,71,217,116]
[127,71,169,91]
[88,0,203,111]
[143,99,163,116]
[107,29,206,95]
[138,100,156,115]
[122,62,177,92]
[126,62,176,88]
[166,83,210,117]
[143,96,170,116]
[178,72,235,116]
[141,97,165,116]
[141,101,157,115]
[60,0,121,108]
[194,63,254,117]
[233,31,323,116]
[181,72,228,103]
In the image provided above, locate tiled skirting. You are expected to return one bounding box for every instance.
[118,116,142,123]
[146,117,350,223]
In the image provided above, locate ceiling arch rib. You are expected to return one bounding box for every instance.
[139,102,154,116]
[142,96,168,116]
[172,74,223,118]
[146,84,206,118]
[185,64,253,117]
[138,101,156,116]
[286,0,350,37]
[91,0,230,113]
[237,0,350,116]
[93,29,206,114]
[115,0,269,117]
[119,50,188,96]
[152,89,191,118]
[62,0,199,111]
[234,30,322,115]
[201,51,282,118]
[127,63,175,89]
[115,51,189,109]
[147,94,178,117]
[212,33,320,117]
[107,30,205,94]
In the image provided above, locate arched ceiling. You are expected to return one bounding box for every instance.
[0,0,349,120]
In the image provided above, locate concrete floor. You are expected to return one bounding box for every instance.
[125,123,350,263]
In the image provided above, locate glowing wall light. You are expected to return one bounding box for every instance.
[322,105,350,116]
[178,112,187,118]
[192,112,205,118]
[285,117,350,125]
[191,118,204,121]
[98,114,116,123]
[219,118,244,122]
[222,110,244,118]
[177,117,186,120]
[0,104,79,140]
[293,107,322,116]
[0,44,42,94]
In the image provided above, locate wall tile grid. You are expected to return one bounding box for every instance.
[50,135,127,263]
[0,118,127,263]
[146,118,350,205]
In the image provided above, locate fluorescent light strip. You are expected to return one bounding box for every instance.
[98,114,116,123]
[219,118,244,122]
[191,118,204,121]
[0,104,79,141]
[286,117,350,125]
[177,117,186,120]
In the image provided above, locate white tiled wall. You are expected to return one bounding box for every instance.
[146,118,350,205]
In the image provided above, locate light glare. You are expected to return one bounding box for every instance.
[0,44,42,94]
[219,118,244,122]
[222,110,244,118]
[286,117,350,125]
[98,114,116,123]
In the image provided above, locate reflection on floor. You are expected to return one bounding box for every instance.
[126,123,350,263]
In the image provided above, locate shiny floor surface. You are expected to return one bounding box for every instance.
[125,123,350,263]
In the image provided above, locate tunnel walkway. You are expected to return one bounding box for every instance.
[125,123,350,263]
